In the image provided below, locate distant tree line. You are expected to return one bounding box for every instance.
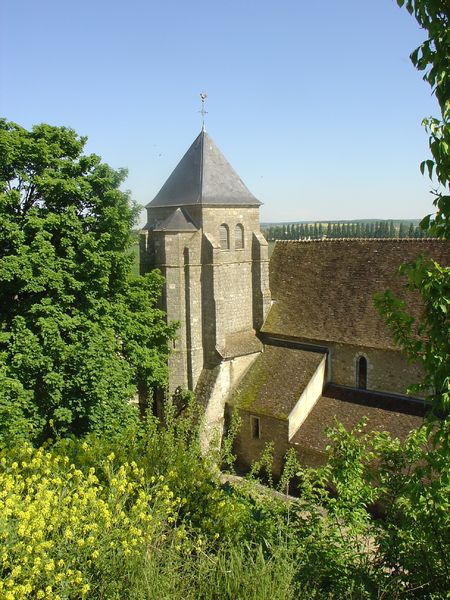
[263,221,429,241]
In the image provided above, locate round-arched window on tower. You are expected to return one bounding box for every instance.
[219,224,230,249]
[235,224,244,249]
[356,356,368,389]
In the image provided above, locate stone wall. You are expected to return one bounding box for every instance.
[288,354,326,439]
[201,207,261,355]
[162,231,200,390]
[329,342,423,396]
[183,238,203,389]
[252,231,271,330]
[231,408,290,476]
[232,405,327,478]
[201,206,260,245]
[199,352,260,452]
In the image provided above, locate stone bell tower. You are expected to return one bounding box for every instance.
[140,129,270,399]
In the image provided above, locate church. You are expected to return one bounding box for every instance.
[140,129,449,474]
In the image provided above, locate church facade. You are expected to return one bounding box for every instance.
[141,130,449,471]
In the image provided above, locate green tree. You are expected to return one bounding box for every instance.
[398,221,406,237]
[0,120,176,444]
[404,0,449,239]
[389,220,396,237]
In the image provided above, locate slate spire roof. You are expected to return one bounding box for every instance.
[147,130,261,208]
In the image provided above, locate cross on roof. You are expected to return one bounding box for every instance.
[199,92,208,131]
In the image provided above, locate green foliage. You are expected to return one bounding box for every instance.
[239,417,450,598]
[295,420,450,598]
[369,7,450,595]
[0,120,176,443]
[397,0,449,238]
[375,257,449,413]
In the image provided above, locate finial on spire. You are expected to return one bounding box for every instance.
[199,92,208,131]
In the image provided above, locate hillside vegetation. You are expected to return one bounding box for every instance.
[1,403,449,599]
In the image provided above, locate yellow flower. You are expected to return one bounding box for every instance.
[11,565,22,577]
[45,559,55,571]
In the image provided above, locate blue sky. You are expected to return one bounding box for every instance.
[0,0,439,223]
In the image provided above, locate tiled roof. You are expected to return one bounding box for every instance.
[147,130,261,208]
[262,239,450,350]
[291,392,424,452]
[230,346,326,418]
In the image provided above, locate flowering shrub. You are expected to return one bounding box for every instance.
[0,443,187,599]
[0,422,291,600]
[1,411,448,599]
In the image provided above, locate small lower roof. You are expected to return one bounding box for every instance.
[218,330,263,359]
[153,207,198,232]
[231,346,326,419]
[291,394,424,453]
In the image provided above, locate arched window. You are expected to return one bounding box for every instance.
[219,224,230,249]
[235,224,244,249]
[357,356,368,389]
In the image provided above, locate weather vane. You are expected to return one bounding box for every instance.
[199,92,208,131]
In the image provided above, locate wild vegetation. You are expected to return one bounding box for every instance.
[0,0,448,598]
[1,401,449,599]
